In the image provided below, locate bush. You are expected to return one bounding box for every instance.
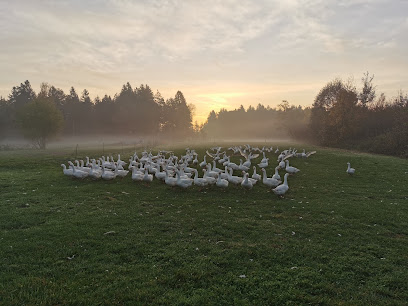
[358,130,408,158]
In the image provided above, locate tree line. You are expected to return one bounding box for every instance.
[309,73,407,157]
[1,73,406,157]
[200,101,310,141]
[0,81,194,148]
[200,72,407,157]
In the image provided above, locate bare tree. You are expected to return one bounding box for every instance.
[359,72,376,106]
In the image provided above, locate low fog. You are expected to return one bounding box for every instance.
[1,78,407,157]
[0,135,293,152]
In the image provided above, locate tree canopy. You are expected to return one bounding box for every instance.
[16,95,64,149]
[0,80,195,144]
[309,74,407,156]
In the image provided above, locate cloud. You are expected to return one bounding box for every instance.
[2,0,405,72]
[0,0,407,119]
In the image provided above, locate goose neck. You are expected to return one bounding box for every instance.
[284,174,289,186]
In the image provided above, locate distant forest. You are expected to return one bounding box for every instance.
[0,73,407,157]
[0,81,194,139]
[202,74,407,157]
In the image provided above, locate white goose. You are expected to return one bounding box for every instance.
[285,160,300,174]
[241,172,253,190]
[242,171,257,185]
[251,166,262,181]
[216,173,229,188]
[260,152,268,164]
[176,171,193,188]
[199,156,207,168]
[164,170,177,186]
[272,173,289,196]
[242,158,251,168]
[238,159,250,171]
[272,166,281,181]
[71,165,88,179]
[89,166,102,179]
[219,166,230,180]
[227,168,243,185]
[205,164,219,178]
[85,156,91,167]
[142,168,153,182]
[147,163,157,174]
[261,168,281,187]
[101,157,113,169]
[203,169,217,185]
[218,153,228,165]
[226,158,239,170]
[193,169,208,187]
[222,156,231,167]
[257,158,269,168]
[131,166,144,181]
[114,164,129,178]
[61,164,74,177]
[101,166,116,180]
[102,156,115,169]
[179,167,192,179]
[154,164,166,181]
[182,164,195,174]
[116,154,127,167]
[78,160,92,173]
[212,161,223,173]
[346,162,355,175]
[91,159,102,171]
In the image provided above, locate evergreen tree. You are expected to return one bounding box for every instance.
[48,86,66,110]
[161,91,193,137]
[63,87,81,136]
[94,95,114,133]
[8,80,36,109]
[0,97,10,138]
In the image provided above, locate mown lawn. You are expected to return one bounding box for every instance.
[1,144,407,305]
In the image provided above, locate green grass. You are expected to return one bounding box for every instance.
[1,144,407,305]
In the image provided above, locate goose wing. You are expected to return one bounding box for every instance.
[206,150,216,158]
[249,153,259,159]
[282,153,294,161]
[306,151,317,157]
[238,147,248,159]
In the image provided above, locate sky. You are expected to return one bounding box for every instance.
[0,0,407,123]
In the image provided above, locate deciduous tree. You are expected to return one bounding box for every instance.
[16,96,64,149]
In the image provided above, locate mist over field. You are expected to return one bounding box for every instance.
[0,135,293,152]
[1,78,406,157]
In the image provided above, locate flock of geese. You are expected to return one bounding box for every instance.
[61,144,353,197]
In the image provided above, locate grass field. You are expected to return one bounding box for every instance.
[1,144,407,305]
